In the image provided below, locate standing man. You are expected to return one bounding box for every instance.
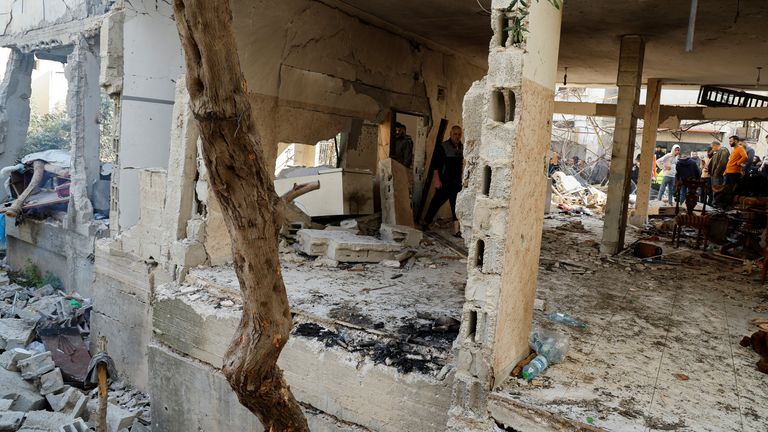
[422,126,464,236]
[391,122,414,169]
[675,151,700,201]
[708,140,729,187]
[655,144,680,204]
[724,135,748,185]
[740,137,755,172]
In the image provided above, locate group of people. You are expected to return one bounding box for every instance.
[646,135,767,206]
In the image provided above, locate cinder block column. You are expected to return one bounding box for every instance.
[450,1,562,429]
[600,35,645,255]
[630,78,661,226]
[65,36,102,234]
[0,49,34,176]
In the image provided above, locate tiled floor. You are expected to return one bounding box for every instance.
[495,217,768,432]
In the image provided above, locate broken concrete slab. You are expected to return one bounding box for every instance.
[0,411,24,431]
[17,410,71,432]
[39,369,64,396]
[17,352,55,380]
[45,387,82,413]
[106,403,136,432]
[380,224,423,248]
[0,368,45,412]
[0,319,35,350]
[58,417,88,432]
[296,229,400,263]
[0,400,12,411]
[129,418,150,432]
[0,349,33,372]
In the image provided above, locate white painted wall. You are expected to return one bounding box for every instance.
[30,60,68,115]
[116,0,184,231]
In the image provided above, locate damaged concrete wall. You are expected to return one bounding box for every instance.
[178,0,486,263]
[0,48,33,174]
[113,0,184,231]
[0,0,112,37]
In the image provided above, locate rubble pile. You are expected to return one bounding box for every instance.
[0,272,150,431]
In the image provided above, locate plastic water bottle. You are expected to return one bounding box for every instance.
[522,354,549,381]
[548,312,587,329]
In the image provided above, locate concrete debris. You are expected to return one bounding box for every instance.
[0,348,32,372]
[0,367,46,411]
[17,410,71,432]
[38,369,64,396]
[58,417,88,432]
[17,352,55,380]
[550,171,608,213]
[106,403,137,432]
[46,387,86,416]
[0,411,25,431]
[380,224,423,248]
[0,319,34,350]
[296,229,401,263]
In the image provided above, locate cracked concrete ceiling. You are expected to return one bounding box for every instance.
[332,0,768,88]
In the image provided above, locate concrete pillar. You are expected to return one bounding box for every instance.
[630,78,661,227]
[449,0,562,429]
[65,36,102,234]
[600,35,645,255]
[0,49,34,177]
[161,76,199,243]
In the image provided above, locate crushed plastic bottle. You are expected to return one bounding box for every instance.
[522,328,570,381]
[522,354,549,381]
[547,312,587,329]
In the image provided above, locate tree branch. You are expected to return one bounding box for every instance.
[171,1,309,430]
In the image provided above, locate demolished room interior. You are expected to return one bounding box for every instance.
[0,0,767,431]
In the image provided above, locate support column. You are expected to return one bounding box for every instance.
[600,35,645,255]
[0,49,34,181]
[450,0,562,429]
[630,78,661,226]
[65,36,102,235]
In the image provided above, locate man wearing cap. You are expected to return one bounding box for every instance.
[391,122,414,169]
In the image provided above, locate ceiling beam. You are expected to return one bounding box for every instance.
[554,101,768,122]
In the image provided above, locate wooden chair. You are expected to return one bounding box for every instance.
[672,178,710,249]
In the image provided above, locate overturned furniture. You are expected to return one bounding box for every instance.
[1,150,73,218]
[274,167,374,217]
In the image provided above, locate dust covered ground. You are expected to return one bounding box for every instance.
[496,215,768,432]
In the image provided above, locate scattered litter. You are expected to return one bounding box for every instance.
[673,373,690,381]
[547,312,587,329]
[522,328,570,381]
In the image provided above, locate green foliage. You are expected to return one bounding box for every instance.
[14,260,43,288]
[504,0,563,46]
[19,109,71,159]
[42,271,63,291]
[19,93,116,163]
[10,260,63,289]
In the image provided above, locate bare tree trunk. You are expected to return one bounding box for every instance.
[171,1,309,430]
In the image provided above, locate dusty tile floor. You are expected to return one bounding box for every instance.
[496,216,768,432]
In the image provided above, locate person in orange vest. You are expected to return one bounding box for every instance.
[724,135,748,185]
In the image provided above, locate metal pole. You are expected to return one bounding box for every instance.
[685,0,699,52]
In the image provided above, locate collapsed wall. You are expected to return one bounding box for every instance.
[0,2,112,296]
[88,0,485,429]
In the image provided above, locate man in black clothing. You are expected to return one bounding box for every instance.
[422,126,464,234]
[390,122,414,169]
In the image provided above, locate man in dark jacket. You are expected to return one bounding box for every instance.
[676,151,701,202]
[708,140,729,187]
[422,126,464,234]
[391,122,414,169]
